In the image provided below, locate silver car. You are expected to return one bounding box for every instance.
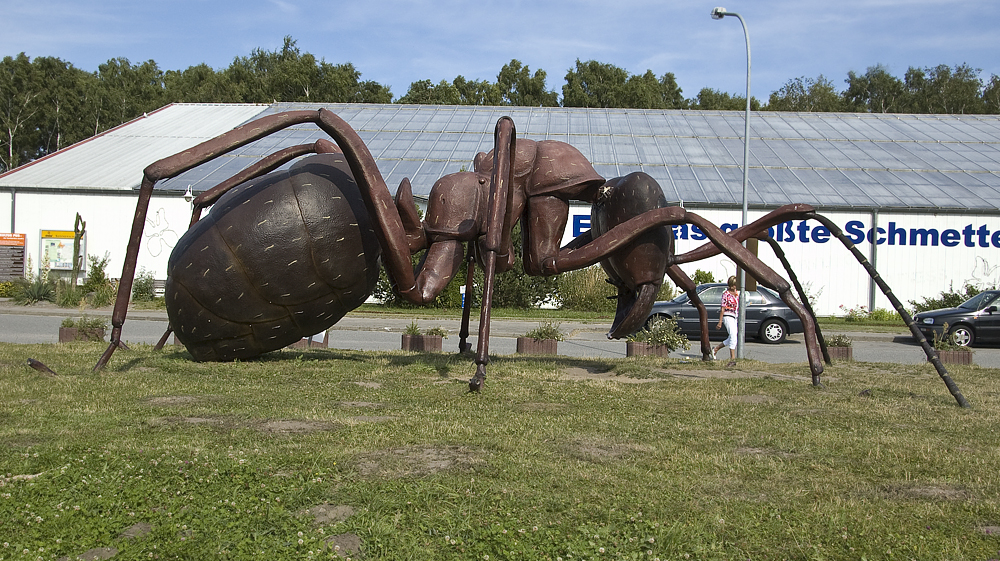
[645,283,804,343]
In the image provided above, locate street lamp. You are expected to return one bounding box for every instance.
[711,7,751,359]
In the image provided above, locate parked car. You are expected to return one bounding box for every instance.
[645,283,804,344]
[912,290,1000,347]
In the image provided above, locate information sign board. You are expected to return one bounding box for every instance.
[40,230,85,271]
[0,233,26,281]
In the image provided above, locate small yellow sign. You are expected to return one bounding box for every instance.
[40,230,75,239]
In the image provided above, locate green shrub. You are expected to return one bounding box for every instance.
[55,279,83,308]
[523,321,565,341]
[867,307,899,322]
[627,317,689,351]
[424,326,449,338]
[691,269,716,285]
[82,253,117,307]
[909,283,985,313]
[403,320,422,335]
[557,265,615,312]
[12,278,55,305]
[0,280,16,298]
[931,322,971,352]
[825,333,853,347]
[60,315,108,330]
[132,268,156,302]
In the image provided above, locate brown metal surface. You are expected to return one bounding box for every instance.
[85,109,967,407]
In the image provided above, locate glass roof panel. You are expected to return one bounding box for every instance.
[669,166,706,202]
[612,134,639,164]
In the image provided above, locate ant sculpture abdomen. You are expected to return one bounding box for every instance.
[166,153,381,361]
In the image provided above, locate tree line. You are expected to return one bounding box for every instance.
[4,35,1000,172]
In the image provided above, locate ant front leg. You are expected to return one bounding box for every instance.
[666,265,713,361]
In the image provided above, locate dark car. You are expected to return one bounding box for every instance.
[912,290,1000,347]
[645,283,804,344]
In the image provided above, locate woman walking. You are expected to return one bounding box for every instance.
[713,276,739,367]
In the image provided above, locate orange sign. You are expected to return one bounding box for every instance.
[0,233,26,247]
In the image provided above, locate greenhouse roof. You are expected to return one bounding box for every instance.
[5,102,1000,213]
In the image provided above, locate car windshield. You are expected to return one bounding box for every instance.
[959,291,999,311]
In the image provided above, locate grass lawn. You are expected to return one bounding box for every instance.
[1,342,998,560]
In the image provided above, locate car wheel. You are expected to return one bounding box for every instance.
[949,324,975,347]
[759,319,786,344]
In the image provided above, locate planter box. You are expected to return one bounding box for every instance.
[516,337,558,355]
[827,346,853,361]
[59,327,105,343]
[401,334,443,352]
[930,349,973,365]
[626,341,672,358]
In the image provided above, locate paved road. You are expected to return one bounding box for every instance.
[2,302,998,367]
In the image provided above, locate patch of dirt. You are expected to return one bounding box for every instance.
[120,522,152,539]
[354,445,485,478]
[338,401,383,408]
[146,416,339,435]
[259,420,338,434]
[516,402,569,412]
[147,416,225,427]
[735,446,797,458]
[561,366,667,383]
[323,533,363,558]
[352,381,381,389]
[56,548,118,561]
[886,483,968,501]
[302,504,355,526]
[145,395,203,406]
[350,415,396,423]
[731,395,778,404]
[561,365,817,384]
[563,438,649,464]
[978,526,1000,536]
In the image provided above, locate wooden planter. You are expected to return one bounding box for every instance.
[516,337,558,355]
[626,341,672,358]
[59,327,105,343]
[930,349,973,365]
[827,346,853,361]
[401,334,443,352]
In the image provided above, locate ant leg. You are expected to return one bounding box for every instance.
[666,265,713,361]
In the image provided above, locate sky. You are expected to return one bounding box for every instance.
[2,0,998,103]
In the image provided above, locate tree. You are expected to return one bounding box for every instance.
[496,59,557,107]
[31,56,99,155]
[453,76,502,105]
[562,59,631,108]
[223,36,391,103]
[623,70,687,109]
[163,63,241,103]
[688,88,761,111]
[844,64,909,113]
[94,57,166,127]
[396,79,462,105]
[983,74,1000,114]
[905,63,983,114]
[0,53,40,171]
[765,75,845,112]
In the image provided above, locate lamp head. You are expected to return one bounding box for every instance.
[711,7,727,19]
[183,185,193,203]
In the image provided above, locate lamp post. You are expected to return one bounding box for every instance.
[711,6,751,359]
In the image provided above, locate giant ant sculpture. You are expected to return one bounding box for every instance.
[74,109,965,407]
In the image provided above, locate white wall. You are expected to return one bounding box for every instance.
[8,190,999,317]
[563,205,1000,316]
[10,191,192,283]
